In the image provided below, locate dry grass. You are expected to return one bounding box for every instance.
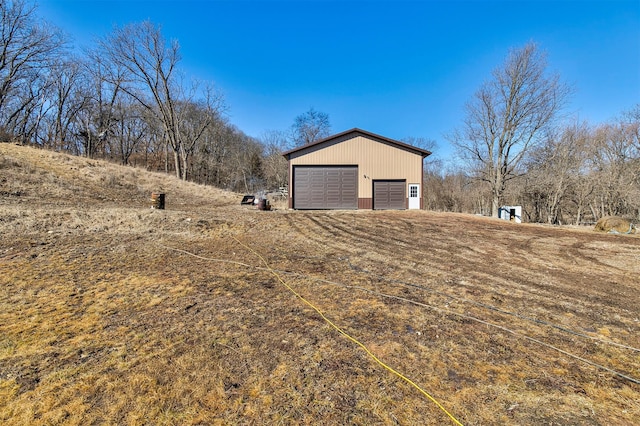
[1,143,639,425]
[594,216,636,234]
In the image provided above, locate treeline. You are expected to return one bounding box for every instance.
[425,109,640,224]
[0,0,287,193]
[1,1,638,224]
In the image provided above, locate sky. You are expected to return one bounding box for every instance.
[37,0,640,162]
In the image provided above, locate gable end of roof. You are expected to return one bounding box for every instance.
[282,128,432,158]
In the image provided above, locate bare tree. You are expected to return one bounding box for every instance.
[621,104,640,219]
[0,0,65,139]
[623,104,640,148]
[73,49,129,158]
[524,122,590,224]
[101,21,224,180]
[191,117,230,186]
[46,58,90,151]
[449,42,570,217]
[290,107,331,147]
[260,129,289,190]
[6,68,52,144]
[110,99,149,165]
[232,139,264,193]
[589,119,640,218]
[173,88,223,179]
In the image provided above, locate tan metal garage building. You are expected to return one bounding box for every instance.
[282,128,431,210]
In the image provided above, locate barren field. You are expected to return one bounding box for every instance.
[1,143,639,425]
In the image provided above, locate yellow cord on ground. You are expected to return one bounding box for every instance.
[231,236,464,426]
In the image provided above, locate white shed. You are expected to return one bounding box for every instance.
[499,206,522,223]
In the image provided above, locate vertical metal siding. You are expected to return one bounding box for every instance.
[288,135,423,200]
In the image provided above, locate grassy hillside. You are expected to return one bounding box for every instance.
[1,143,639,425]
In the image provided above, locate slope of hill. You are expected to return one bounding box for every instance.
[1,143,638,425]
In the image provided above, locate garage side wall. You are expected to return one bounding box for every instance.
[287,134,423,208]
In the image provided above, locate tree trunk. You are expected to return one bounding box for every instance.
[491,171,502,218]
[181,152,189,181]
[491,193,500,218]
[575,206,582,226]
[173,150,181,179]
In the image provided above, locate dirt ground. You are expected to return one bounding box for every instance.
[1,144,639,425]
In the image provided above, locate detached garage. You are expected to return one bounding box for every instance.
[283,128,431,210]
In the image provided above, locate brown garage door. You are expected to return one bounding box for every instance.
[373,180,406,210]
[293,166,358,209]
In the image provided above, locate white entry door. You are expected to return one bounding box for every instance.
[408,184,420,209]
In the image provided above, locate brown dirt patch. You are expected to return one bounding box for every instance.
[1,144,639,425]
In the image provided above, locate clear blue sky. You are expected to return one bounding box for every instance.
[38,0,639,162]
